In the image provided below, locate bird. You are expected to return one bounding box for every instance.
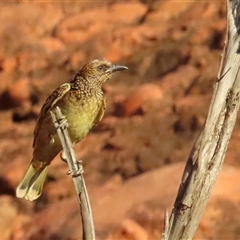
[16,59,128,201]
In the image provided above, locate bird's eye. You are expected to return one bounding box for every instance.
[98,65,103,70]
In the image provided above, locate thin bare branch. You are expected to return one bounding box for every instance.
[50,107,95,240]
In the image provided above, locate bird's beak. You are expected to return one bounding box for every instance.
[106,64,128,73]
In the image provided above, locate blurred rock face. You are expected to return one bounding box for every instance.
[0,1,237,239]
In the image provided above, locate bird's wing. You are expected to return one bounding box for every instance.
[33,83,71,147]
[94,97,106,125]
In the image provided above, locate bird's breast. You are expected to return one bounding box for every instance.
[59,94,103,143]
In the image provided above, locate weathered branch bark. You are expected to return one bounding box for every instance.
[162,0,240,239]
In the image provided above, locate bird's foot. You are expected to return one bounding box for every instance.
[66,160,84,177]
[57,115,68,130]
[73,164,84,177]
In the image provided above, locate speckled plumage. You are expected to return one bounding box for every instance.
[16,59,128,201]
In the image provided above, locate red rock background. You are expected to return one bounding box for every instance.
[1,1,240,239]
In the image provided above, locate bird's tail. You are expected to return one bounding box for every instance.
[16,163,48,201]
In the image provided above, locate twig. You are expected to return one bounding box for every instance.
[50,106,95,240]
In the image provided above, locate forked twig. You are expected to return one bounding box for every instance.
[50,106,95,240]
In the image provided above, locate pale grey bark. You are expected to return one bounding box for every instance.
[162,0,240,239]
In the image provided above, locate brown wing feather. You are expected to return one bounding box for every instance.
[94,97,106,126]
[33,83,71,147]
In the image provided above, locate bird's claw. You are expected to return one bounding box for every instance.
[73,165,84,177]
[66,160,84,176]
[76,159,82,164]
[66,166,84,177]
[57,116,68,130]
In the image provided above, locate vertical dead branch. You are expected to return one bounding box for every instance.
[161,209,169,240]
[50,107,95,240]
[162,0,240,239]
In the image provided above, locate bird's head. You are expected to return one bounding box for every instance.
[80,59,128,86]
